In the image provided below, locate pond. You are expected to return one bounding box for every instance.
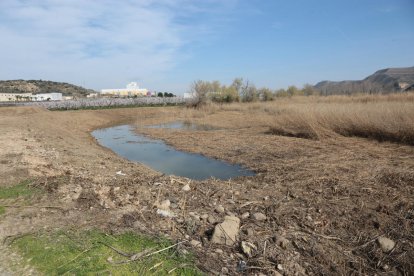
[92,125,255,180]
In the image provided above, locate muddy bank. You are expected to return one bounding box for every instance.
[0,106,413,275]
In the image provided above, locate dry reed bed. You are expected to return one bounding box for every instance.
[182,93,414,145]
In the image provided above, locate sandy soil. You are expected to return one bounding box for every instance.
[0,106,413,275]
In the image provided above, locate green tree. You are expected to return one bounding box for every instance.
[274,88,288,97]
[258,87,274,101]
[157,92,163,97]
[287,85,303,96]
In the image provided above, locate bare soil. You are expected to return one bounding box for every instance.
[0,106,413,275]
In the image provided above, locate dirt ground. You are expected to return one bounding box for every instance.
[0,106,413,275]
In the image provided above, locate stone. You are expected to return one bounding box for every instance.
[158,199,171,210]
[241,241,257,257]
[211,216,240,245]
[252,212,267,221]
[190,240,202,247]
[182,184,191,191]
[275,236,290,249]
[200,214,209,220]
[241,212,250,219]
[189,212,200,221]
[377,237,395,253]
[156,209,175,218]
[207,216,216,224]
[243,228,254,236]
[215,248,224,254]
[215,205,225,213]
[221,267,229,274]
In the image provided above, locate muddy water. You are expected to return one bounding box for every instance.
[92,125,255,180]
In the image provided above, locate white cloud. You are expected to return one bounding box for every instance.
[0,0,237,91]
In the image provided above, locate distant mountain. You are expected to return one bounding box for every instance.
[314,67,414,95]
[0,80,96,97]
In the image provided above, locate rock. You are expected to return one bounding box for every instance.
[252,212,267,221]
[189,212,200,221]
[211,216,240,245]
[182,184,191,191]
[190,240,202,247]
[200,214,209,220]
[234,191,240,196]
[241,212,250,219]
[158,199,171,210]
[207,216,216,224]
[241,241,257,257]
[274,272,283,276]
[277,264,284,271]
[275,236,289,249]
[243,228,254,236]
[156,209,175,218]
[215,205,225,213]
[377,237,395,253]
[215,248,223,254]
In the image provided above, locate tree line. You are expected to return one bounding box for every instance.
[188,78,319,106]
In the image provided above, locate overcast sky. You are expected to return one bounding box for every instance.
[0,0,413,94]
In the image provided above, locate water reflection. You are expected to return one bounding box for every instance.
[92,125,254,180]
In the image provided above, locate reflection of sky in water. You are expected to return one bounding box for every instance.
[92,125,254,180]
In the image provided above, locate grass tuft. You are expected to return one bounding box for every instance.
[0,180,36,199]
[13,229,200,275]
[0,206,5,215]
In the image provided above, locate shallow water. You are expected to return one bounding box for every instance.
[92,125,254,180]
[145,121,219,131]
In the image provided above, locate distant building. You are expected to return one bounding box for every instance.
[0,92,62,102]
[0,93,32,102]
[87,93,99,98]
[101,82,148,97]
[32,93,62,101]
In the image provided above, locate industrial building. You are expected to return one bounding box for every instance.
[0,92,63,102]
[101,82,148,97]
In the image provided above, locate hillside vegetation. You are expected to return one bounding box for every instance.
[0,80,96,97]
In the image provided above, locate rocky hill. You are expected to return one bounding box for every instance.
[0,80,96,97]
[314,66,414,95]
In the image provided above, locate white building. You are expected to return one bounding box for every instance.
[101,82,148,97]
[32,93,63,101]
[0,92,62,102]
[0,93,32,102]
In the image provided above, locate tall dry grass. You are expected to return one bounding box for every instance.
[182,93,414,145]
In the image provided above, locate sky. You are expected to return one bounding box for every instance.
[0,0,413,94]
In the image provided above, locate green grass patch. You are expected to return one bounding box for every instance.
[0,180,36,199]
[0,206,5,215]
[13,229,200,275]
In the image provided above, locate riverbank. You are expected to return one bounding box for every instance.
[0,103,413,274]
